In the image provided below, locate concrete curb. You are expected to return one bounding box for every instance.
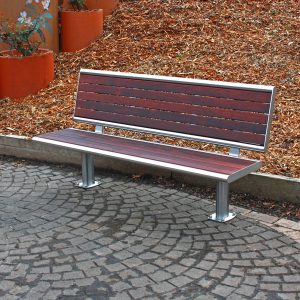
[0,134,299,203]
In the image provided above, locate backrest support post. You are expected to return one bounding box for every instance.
[95,124,103,134]
[229,147,240,157]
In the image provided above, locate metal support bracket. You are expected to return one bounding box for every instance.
[209,181,236,222]
[95,124,103,134]
[76,153,100,189]
[229,147,240,157]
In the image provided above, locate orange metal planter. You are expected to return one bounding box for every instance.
[60,10,103,52]
[62,0,119,17]
[0,49,54,100]
[86,0,119,16]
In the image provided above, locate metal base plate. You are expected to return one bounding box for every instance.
[208,212,236,223]
[76,181,100,189]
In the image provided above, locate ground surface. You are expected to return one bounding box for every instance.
[0,0,299,178]
[0,157,300,299]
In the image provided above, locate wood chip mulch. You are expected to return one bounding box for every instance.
[0,0,299,179]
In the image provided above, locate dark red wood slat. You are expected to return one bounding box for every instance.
[78,84,270,113]
[76,99,267,134]
[38,129,257,175]
[77,90,269,124]
[58,129,253,171]
[75,108,265,145]
[60,134,242,174]
[80,74,272,103]
[77,92,268,125]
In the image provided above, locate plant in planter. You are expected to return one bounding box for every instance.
[60,0,103,52]
[63,0,119,17]
[0,0,54,99]
[69,0,87,10]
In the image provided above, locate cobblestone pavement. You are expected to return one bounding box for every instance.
[0,158,299,300]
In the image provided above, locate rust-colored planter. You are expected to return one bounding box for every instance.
[60,10,103,52]
[86,0,119,17]
[0,49,54,100]
[63,0,118,17]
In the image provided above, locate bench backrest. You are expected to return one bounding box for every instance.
[74,69,276,152]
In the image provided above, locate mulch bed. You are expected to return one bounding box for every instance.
[0,0,299,180]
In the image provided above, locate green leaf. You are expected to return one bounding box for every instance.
[37,28,45,43]
[43,12,53,20]
[45,21,53,33]
[32,19,40,32]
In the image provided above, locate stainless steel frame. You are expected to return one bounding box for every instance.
[76,153,100,189]
[209,182,236,222]
[95,125,103,133]
[229,147,240,157]
[76,69,276,152]
[227,160,261,183]
[38,69,276,223]
[80,68,274,92]
[263,87,277,150]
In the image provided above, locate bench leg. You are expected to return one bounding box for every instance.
[77,153,100,189]
[209,181,236,222]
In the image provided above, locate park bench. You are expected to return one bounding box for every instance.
[34,69,276,222]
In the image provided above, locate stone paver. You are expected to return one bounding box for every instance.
[0,157,299,299]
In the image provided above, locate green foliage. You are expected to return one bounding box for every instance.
[0,20,39,56]
[0,1,52,57]
[69,0,87,11]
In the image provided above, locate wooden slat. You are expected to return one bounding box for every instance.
[80,74,272,103]
[38,129,257,175]
[77,91,269,124]
[74,72,274,148]
[78,84,270,113]
[75,108,265,145]
[61,130,245,172]
[76,99,267,134]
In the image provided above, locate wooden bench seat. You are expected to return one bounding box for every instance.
[36,128,261,183]
[34,69,276,222]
